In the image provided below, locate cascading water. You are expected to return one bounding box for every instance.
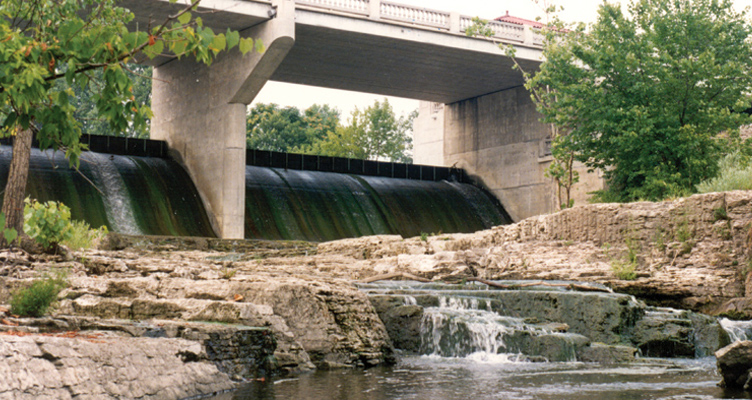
[0,146,215,237]
[719,318,752,342]
[217,281,748,400]
[244,166,511,242]
[420,296,543,361]
[82,152,140,235]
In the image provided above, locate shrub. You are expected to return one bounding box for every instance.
[23,199,73,250]
[611,258,637,280]
[697,152,752,193]
[10,270,68,317]
[62,220,108,251]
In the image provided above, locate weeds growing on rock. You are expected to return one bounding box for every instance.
[221,268,237,280]
[675,217,694,255]
[63,221,108,251]
[713,207,729,221]
[653,228,667,253]
[10,269,68,317]
[611,258,637,280]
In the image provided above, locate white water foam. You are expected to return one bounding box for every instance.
[82,152,141,235]
[719,318,752,342]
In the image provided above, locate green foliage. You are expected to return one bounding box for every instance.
[24,199,73,250]
[674,216,695,255]
[420,232,428,242]
[697,151,752,193]
[0,212,18,246]
[221,267,237,280]
[526,0,752,202]
[54,66,153,138]
[713,207,729,222]
[653,228,666,253]
[0,0,256,167]
[62,220,108,251]
[466,7,579,209]
[10,269,68,317]
[246,103,339,152]
[248,99,416,163]
[307,99,415,163]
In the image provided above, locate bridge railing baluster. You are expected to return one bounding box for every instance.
[292,0,540,47]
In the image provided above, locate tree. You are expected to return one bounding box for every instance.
[308,99,415,162]
[528,0,752,202]
[468,5,581,210]
[56,66,153,138]
[0,0,257,243]
[245,103,340,152]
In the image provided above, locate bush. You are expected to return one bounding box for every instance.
[23,199,73,250]
[696,152,752,193]
[10,270,68,317]
[62,220,108,251]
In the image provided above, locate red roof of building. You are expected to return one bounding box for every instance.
[495,11,544,29]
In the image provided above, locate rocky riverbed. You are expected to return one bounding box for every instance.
[2,190,752,399]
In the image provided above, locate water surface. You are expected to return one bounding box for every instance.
[215,356,751,400]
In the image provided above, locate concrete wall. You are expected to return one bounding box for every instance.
[425,86,602,222]
[151,0,295,238]
[413,102,445,165]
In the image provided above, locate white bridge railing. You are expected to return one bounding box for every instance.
[293,0,542,48]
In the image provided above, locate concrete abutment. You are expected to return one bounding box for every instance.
[415,87,603,221]
[151,0,295,238]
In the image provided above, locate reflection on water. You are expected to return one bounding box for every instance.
[212,356,752,400]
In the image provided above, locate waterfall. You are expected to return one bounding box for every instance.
[81,152,141,235]
[419,296,532,359]
[719,318,752,342]
[0,146,215,237]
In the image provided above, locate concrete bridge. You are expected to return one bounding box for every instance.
[123,0,558,238]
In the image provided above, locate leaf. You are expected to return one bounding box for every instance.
[210,34,226,52]
[4,228,17,245]
[226,29,239,50]
[255,39,265,53]
[239,37,253,54]
[178,11,192,25]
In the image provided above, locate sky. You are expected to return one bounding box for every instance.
[252,0,752,119]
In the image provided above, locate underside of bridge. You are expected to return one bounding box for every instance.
[141,0,572,237]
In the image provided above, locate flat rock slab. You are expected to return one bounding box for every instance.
[0,332,236,400]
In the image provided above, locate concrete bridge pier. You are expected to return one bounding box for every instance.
[151,0,295,238]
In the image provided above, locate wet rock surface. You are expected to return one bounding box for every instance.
[717,340,752,389]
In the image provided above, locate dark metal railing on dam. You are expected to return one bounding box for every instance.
[0,135,511,241]
[246,149,470,183]
[0,134,168,159]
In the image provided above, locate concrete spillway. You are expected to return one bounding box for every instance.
[0,143,511,241]
[0,146,216,237]
[244,166,510,241]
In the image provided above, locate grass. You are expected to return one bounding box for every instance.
[611,258,637,280]
[10,269,68,317]
[697,151,752,193]
[62,221,108,250]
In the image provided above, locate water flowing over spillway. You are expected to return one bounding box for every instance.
[0,144,510,240]
[0,146,215,237]
[244,166,510,241]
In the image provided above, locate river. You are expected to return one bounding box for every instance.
[215,355,750,400]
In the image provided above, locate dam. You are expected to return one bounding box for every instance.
[0,135,510,241]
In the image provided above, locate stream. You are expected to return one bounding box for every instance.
[212,281,752,400]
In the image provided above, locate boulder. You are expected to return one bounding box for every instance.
[716,340,752,389]
[578,343,638,363]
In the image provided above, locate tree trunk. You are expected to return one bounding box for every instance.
[2,127,33,240]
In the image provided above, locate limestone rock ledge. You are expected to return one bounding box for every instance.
[0,333,235,400]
